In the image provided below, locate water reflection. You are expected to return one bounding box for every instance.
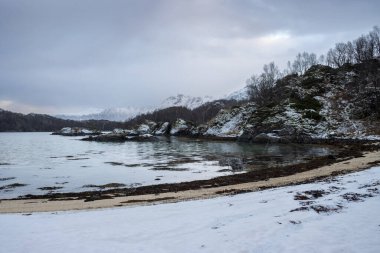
[0,133,336,198]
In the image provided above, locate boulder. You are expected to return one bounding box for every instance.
[136,120,158,135]
[153,122,170,135]
[170,119,195,136]
[237,130,253,142]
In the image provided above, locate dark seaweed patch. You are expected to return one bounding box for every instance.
[0,183,27,190]
[341,192,374,202]
[82,183,126,189]
[38,186,64,191]
[0,177,16,181]
[150,167,189,171]
[290,206,310,212]
[105,162,124,166]
[294,190,327,200]
[310,205,343,213]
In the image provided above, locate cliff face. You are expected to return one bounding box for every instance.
[203,60,380,141]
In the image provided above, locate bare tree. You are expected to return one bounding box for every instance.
[369,26,380,57]
[247,62,282,106]
[354,35,375,62]
[326,42,355,67]
[287,52,319,74]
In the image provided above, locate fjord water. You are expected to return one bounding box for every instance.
[0,133,334,199]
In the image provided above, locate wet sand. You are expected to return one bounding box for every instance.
[1,149,379,213]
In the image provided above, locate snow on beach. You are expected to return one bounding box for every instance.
[1,167,380,253]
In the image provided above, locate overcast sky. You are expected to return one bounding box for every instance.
[0,0,379,115]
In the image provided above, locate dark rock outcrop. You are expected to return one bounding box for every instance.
[169,119,196,136]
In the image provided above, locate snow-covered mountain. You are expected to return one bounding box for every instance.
[224,85,250,101]
[55,94,215,122]
[57,107,150,122]
[55,89,248,122]
[159,94,214,110]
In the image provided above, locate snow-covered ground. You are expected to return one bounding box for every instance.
[1,167,380,253]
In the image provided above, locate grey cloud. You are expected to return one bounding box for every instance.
[0,0,379,113]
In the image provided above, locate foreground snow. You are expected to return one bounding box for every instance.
[1,167,380,253]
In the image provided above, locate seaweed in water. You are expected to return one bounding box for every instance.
[38,186,64,191]
[0,177,16,181]
[82,183,127,189]
[0,183,27,190]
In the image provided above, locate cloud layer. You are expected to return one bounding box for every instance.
[0,0,379,114]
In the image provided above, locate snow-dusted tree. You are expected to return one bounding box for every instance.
[326,42,355,67]
[354,35,375,63]
[287,52,318,75]
[369,26,380,57]
[247,62,282,106]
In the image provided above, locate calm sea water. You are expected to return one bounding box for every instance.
[0,132,335,198]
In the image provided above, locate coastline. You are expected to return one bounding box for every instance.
[1,148,379,213]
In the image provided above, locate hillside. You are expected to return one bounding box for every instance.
[0,109,124,132]
[102,59,380,143]
[203,59,380,141]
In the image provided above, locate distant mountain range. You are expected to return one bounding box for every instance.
[56,107,150,122]
[0,109,124,132]
[0,86,250,132]
[56,89,249,122]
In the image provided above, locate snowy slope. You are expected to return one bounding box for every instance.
[1,167,379,253]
